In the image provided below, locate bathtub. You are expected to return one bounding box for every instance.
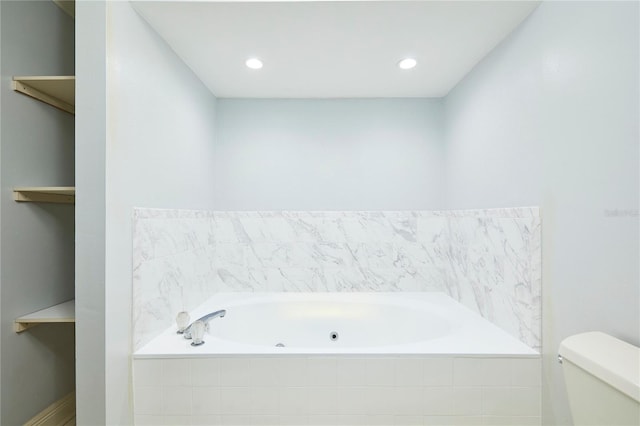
[133,293,541,424]
[135,292,536,357]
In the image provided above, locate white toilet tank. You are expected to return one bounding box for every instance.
[559,332,640,426]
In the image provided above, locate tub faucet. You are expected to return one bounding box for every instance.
[183,309,226,339]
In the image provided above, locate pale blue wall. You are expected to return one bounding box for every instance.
[214,98,445,210]
[77,1,219,424]
[76,1,107,423]
[444,2,639,424]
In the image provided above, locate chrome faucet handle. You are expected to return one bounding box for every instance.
[184,309,226,339]
[176,311,190,334]
[190,320,206,346]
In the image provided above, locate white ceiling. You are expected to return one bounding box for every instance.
[132,1,540,98]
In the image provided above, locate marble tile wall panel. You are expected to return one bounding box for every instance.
[132,208,541,351]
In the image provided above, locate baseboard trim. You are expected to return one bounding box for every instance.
[24,391,75,426]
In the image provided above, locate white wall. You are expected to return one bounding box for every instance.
[1,1,75,424]
[76,0,107,422]
[443,2,639,424]
[214,99,444,210]
[77,1,219,424]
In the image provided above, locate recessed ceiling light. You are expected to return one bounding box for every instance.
[398,58,417,70]
[246,58,263,69]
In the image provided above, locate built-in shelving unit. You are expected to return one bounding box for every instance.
[14,300,75,333]
[8,2,78,423]
[12,76,75,115]
[13,187,75,204]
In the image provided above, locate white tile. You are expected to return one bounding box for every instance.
[279,387,309,415]
[423,358,453,386]
[219,358,250,387]
[191,415,222,425]
[336,387,367,415]
[509,388,541,417]
[336,358,367,386]
[280,358,309,387]
[335,415,368,425]
[518,417,542,426]
[134,387,163,415]
[220,415,252,425]
[454,358,484,387]
[134,414,164,425]
[511,359,541,387]
[423,388,454,416]
[163,359,191,387]
[390,387,423,416]
[249,387,280,415]
[307,387,339,415]
[191,358,220,387]
[308,358,338,387]
[248,415,280,425]
[162,387,192,416]
[481,359,511,387]
[395,359,424,387]
[219,388,249,415]
[134,360,163,387]
[364,415,395,425]
[394,416,423,426]
[482,417,541,426]
[248,358,281,387]
[161,415,192,426]
[451,416,483,425]
[452,388,482,415]
[482,388,511,416]
[423,416,455,426]
[308,415,338,425]
[366,359,396,387]
[191,387,221,415]
[362,387,394,415]
[279,415,309,425]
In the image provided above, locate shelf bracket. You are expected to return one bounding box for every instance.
[52,0,75,18]
[13,188,75,204]
[12,79,75,115]
[14,322,39,333]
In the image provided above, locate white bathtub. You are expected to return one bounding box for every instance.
[134,292,536,357]
[133,293,542,424]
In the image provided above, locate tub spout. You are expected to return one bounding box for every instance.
[183,309,226,339]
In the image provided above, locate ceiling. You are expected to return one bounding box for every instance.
[132,1,540,98]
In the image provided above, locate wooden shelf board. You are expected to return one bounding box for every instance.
[52,0,75,18]
[12,76,75,114]
[13,187,75,204]
[15,300,75,333]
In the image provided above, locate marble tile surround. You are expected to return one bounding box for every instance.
[132,208,541,351]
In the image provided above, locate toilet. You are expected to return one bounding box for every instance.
[559,331,640,425]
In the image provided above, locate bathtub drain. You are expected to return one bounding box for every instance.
[329,331,339,341]
[275,343,285,347]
